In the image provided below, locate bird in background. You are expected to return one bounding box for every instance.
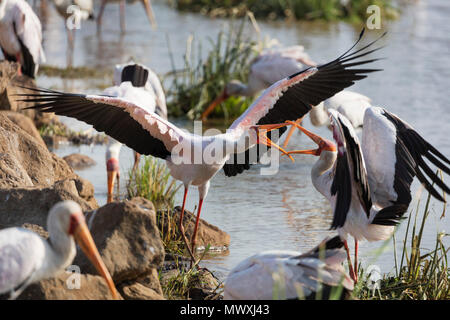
[0,0,46,78]
[282,90,373,148]
[224,236,354,300]
[286,107,450,281]
[0,201,118,299]
[201,44,317,121]
[201,39,374,149]
[19,29,384,266]
[49,0,94,66]
[97,0,156,34]
[104,62,168,203]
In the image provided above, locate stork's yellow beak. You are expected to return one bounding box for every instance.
[72,215,118,299]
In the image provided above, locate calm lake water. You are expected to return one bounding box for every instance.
[36,0,450,280]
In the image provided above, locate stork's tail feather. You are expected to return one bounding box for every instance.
[371,204,408,226]
[121,64,149,87]
[18,40,36,78]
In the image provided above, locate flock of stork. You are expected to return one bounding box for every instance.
[0,0,449,300]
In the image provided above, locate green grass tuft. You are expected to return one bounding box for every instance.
[357,190,450,300]
[126,156,181,211]
[171,0,400,22]
[165,18,261,120]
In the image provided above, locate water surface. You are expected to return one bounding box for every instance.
[38,0,450,280]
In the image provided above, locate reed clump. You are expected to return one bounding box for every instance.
[126,156,180,210]
[166,18,260,120]
[357,191,449,300]
[172,0,399,22]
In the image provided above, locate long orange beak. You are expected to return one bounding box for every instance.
[284,120,336,156]
[73,219,118,299]
[107,170,118,203]
[201,90,228,121]
[142,0,157,30]
[253,123,295,162]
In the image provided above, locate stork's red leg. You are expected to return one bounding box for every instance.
[120,0,126,33]
[15,54,22,76]
[354,239,359,282]
[343,240,357,283]
[190,198,204,256]
[97,0,107,33]
[133,151,141,172]
[179,187,197,265]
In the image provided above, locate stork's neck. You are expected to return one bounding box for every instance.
[44,221,77,277]
[311,150,337,197]
[309,102,330,127]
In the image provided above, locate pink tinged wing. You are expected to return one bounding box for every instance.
[230,68,318,130]
[86,95,184,152]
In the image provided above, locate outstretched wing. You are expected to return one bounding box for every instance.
[328,109,372,229]
[17,88,185,160]
[223,29,386,177]
[362,107,450,210]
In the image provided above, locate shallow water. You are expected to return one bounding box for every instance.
[37,0,450,280]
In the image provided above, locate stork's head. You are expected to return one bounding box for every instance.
[201,80,247,120]
[48,201,118,299]
[284,121,336,157]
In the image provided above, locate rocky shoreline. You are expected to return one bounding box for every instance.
[0,61,228,300]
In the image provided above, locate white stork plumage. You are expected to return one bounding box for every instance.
[224,236,354,300]
[0,0,46,78]
[0,201,118,299]
[19,29,384,263]
[201,44,316,121]
[286,107,450,281]
[309,90,372,129]
[97,0,156,34]
[104,62,168,203]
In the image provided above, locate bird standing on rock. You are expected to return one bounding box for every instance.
[0,201,118,299]
[0,0,46,78]
[19,29,384,266]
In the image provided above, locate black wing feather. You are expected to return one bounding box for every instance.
[382,110,450,205]
[17,88,171,159]
[223,29,385,177]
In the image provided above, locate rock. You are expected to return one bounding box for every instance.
[0,60,54,124]
[73,198,165,283]
[0,178,98,228]
[135,268,163,296]
[0,113,77,188]
[119,282,165,300]
[165,207,230,252]
[1,111,46,146]
[19,273,120,300]
[159,268,221,300]
[63,153,96,169]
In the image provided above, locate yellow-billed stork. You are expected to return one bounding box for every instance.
[18,29,384,264]
[0,0,46,78]
[224,236,354,300]
[105,62,168,203]
[286,108,450,281]
[0,201,118,299]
